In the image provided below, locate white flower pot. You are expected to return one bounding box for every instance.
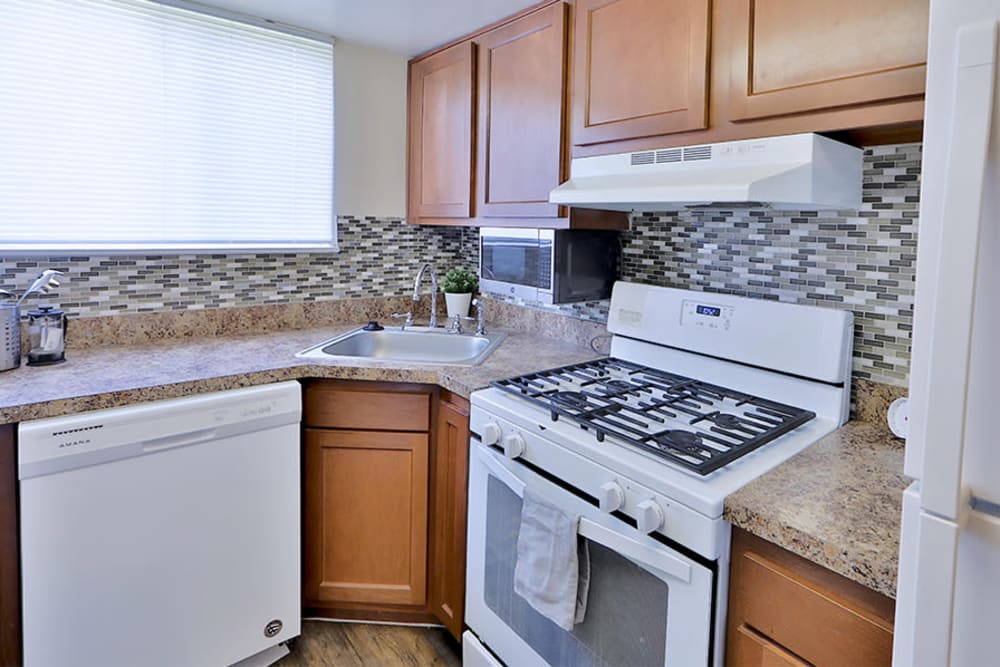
[445,292,472,318]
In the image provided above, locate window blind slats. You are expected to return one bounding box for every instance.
[0,0,336,252]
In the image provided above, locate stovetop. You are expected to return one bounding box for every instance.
[491,357,816,476]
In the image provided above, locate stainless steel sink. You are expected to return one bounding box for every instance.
[296,326,507,366]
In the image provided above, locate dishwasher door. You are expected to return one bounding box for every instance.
[18,382,302,667]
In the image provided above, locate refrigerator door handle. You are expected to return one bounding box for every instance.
[970,495,1000,522]
[917,21,998,519]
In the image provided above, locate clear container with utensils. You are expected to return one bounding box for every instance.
[27,306,66,366]
[0,303,20,371]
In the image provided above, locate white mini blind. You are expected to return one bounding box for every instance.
[0,0,336,252]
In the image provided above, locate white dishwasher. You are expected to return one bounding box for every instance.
[18,381,302,667]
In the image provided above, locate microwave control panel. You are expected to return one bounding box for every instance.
[680,300,734,331]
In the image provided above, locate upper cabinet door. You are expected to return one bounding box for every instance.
[724,0,928,121]
[407,42,476,221]
[477,3,568,219]
[572,0,711,146]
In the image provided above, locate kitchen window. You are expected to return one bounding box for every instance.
[0,0,336,253]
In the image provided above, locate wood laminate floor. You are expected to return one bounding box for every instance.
[276,621,462,666]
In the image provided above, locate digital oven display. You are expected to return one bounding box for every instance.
[696,305,721,317]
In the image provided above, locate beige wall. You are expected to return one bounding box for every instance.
[334,39,408,218]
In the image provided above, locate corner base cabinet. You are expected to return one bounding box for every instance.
[726,528,895,666]
[302,380,471,639]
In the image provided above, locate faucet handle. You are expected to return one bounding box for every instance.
[447,313,476,334]
[391,312,414,329]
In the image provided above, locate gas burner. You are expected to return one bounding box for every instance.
[653,430,708,455]
[602,380,636,392]
[549,391,593,411]
[491,357,816,475]
[707,413,743,430]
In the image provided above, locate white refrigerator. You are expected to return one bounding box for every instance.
[893,0,1000,665]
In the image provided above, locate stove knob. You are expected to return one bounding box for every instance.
[598,482,625,513]
[482,422,502,446]
[636,500,664,534]
[502,433,526,459]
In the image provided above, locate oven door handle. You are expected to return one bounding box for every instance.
[578,518,692,583]
[477,445,693,583]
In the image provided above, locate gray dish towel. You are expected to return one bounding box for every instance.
[513,487,591,631]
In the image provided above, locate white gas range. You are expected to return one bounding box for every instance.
[464,281,853,667]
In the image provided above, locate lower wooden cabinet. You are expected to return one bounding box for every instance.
[302,380,472,639]
[429,392,471,639]
[726,528,895,667]
[304,428,430,607]
[0,424,20,667]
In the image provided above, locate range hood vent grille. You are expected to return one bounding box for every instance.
[630,151,655,166]
[682,145,712,161]
[655,148,682,163]
[630,147,700,167]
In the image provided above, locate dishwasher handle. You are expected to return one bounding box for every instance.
[142,428,219,453]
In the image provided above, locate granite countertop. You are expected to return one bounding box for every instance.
[0,323,601,424]
[724,421,909,598]
[1,311,907,599]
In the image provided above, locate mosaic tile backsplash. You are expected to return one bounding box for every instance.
[0,218,479,317]
[0,143,919,389]
[480,143,921,388]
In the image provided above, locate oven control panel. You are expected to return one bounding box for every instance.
[680,300,734,331]
[470,405,728,561]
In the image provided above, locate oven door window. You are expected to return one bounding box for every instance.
[466,444,715,667]
[483,476,668,666]
[481,230,543,288]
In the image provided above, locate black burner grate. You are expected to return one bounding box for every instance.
[490,357,816,475]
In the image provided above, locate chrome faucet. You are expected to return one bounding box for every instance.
[472,298,486,336]
[412,264,438,328]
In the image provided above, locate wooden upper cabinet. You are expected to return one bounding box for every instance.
[477,3,568,219]
[408,42,476,221]
[724,0,929,121]
[572,0,711,146]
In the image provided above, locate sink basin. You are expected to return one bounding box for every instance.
[296,326,508,366]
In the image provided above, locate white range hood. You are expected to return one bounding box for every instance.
[549,133,863,211]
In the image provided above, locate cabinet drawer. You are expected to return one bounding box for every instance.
[731,540,893,666]
[731,624,811,667]
[304,383,432,432]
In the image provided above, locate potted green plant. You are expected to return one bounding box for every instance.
[442,268,479,318]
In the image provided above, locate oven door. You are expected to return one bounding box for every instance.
[466,440,715,667]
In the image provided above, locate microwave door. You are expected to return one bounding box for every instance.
[480,228,542,301]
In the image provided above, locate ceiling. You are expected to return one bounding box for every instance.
[197,0,540,55]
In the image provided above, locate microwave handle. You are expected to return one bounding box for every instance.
[477,444,693,583]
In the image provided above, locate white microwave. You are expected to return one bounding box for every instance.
[479,228,618,304]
